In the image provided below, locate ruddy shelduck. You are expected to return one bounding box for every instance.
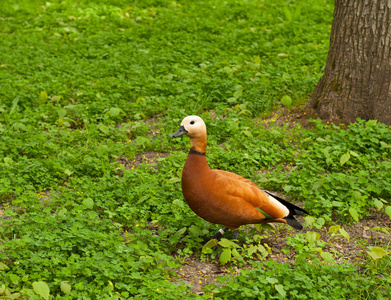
[172,115,308,239]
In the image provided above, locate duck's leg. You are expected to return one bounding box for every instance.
[211,227,229,240]
[211,227,240,240]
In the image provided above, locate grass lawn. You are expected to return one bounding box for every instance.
[1,0,390,299]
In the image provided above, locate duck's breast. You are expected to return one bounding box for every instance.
[181,155,265,227]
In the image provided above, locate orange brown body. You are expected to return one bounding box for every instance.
[172,115,308,234]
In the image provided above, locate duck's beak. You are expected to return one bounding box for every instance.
[171,125,188,138]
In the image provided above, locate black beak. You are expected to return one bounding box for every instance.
[171,125,188,138]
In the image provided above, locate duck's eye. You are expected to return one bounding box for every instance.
[190,121,195,125]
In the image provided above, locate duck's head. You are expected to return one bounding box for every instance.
[171,115,207,152]
[171,115,206,138]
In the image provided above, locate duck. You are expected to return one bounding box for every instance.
[171,115,308,240]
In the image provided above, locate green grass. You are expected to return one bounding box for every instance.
[1,0,390,299]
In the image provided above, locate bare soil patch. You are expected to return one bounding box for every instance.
[257,105,318,129]
[173,257,225,295]
[116,151,170,170]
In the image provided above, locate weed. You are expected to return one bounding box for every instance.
[0,0,390,298]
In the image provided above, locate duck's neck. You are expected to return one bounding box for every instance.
[183,147,210,178]
[189,149,206,156]
[190,136,207,154]
[184,135,209,174]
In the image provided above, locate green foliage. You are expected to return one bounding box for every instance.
[281,95,293,108]
[367,247,389,260]
[32,281,50,300]
[0,0,390,298]
[259,119,391,222]
[205,257,391,299]
[204,213,391,299]
[202,226,275,265]
[204,214,391,299]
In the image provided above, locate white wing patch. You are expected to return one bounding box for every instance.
[267,194,290,217]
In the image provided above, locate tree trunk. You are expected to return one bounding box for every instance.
[307,0,391,125]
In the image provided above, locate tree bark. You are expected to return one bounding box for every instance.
[307,0,391,125]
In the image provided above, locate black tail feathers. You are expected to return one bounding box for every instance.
[284,215,304,230]
[263,190,309,230]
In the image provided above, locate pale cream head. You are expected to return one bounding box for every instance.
[171,115,207,153]
[180,115,206,139]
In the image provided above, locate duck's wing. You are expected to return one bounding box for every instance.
[212,169,288,215]
[212,169,260,189]
[212,169,308,229]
